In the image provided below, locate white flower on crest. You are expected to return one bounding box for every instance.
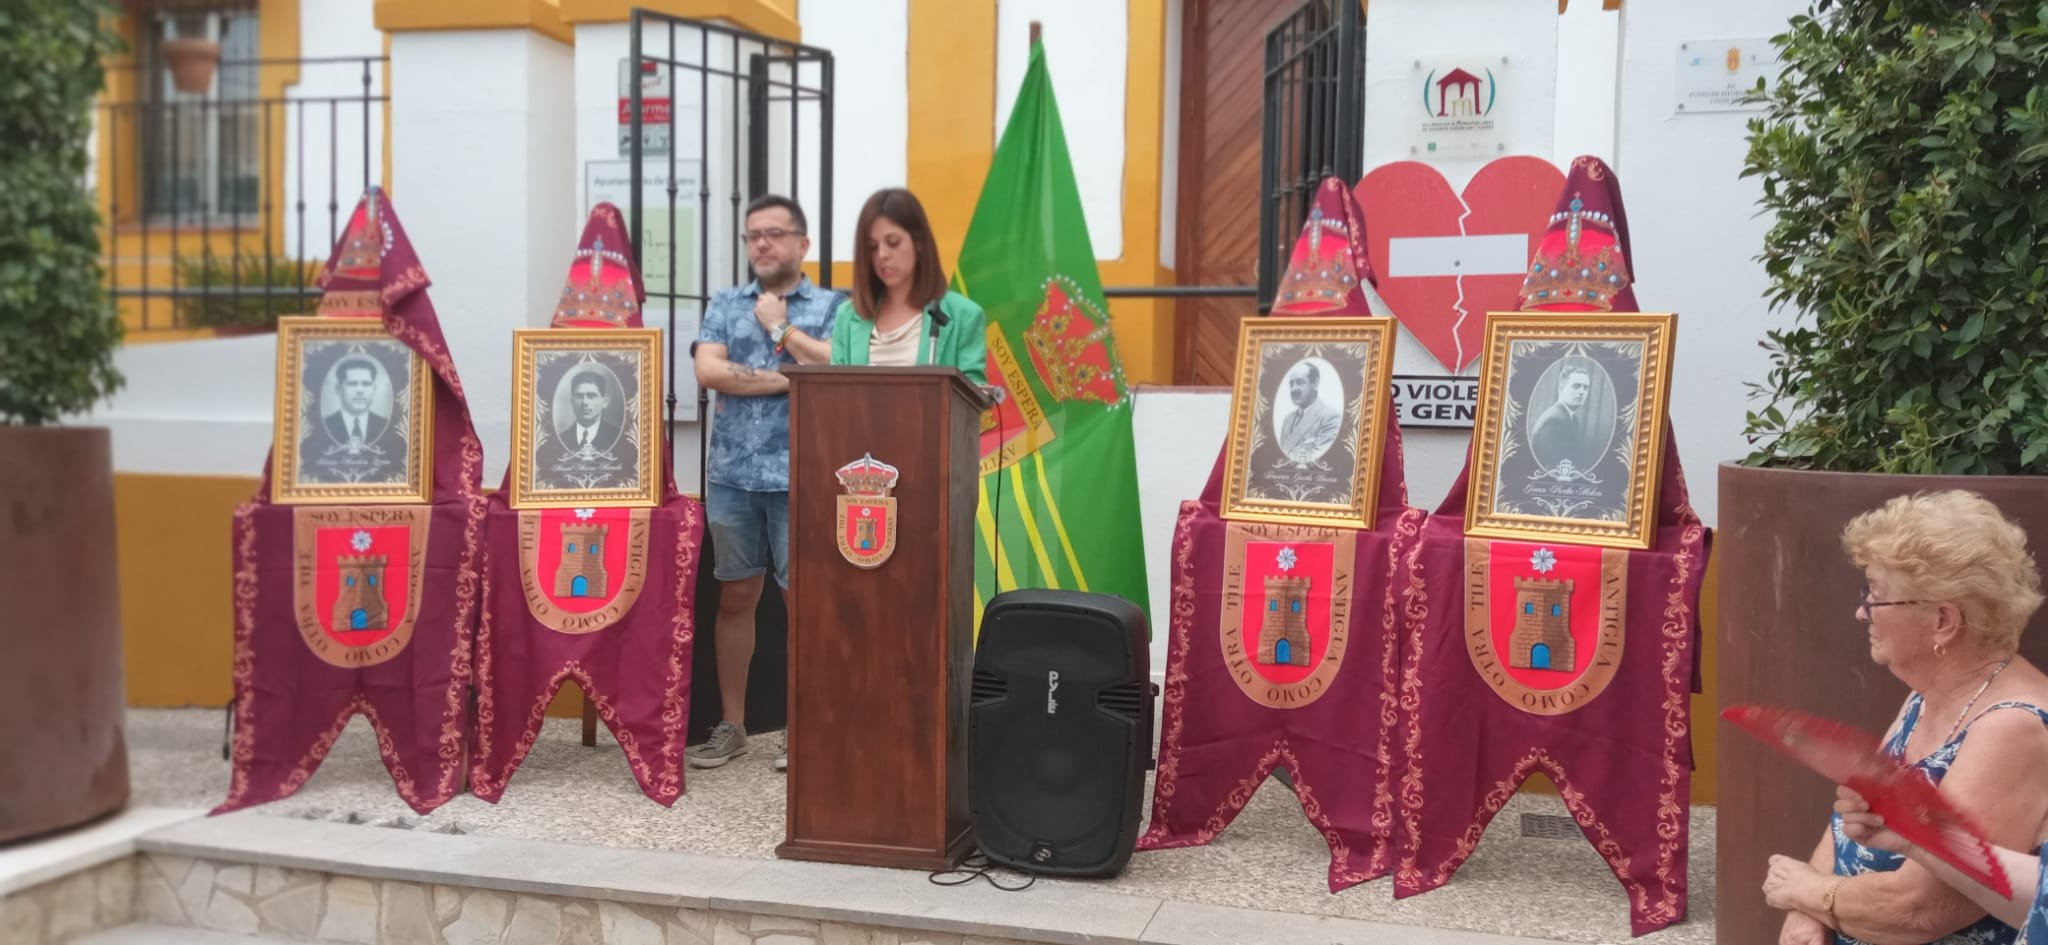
[574,508,597,520]
[1531,548,1557,573]
[350,530,373,552]
[1276,546,1299,571]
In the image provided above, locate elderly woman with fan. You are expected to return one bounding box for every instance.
[1763,490,2048,945]
[1834,788,2048,942]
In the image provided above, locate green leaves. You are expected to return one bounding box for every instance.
[1741,0,2048,475]
[0,2,125,426]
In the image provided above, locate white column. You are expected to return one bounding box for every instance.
[389,29,578,487]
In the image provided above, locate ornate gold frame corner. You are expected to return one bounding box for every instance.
[1219,317,1397,530]
[271,315,435,505]
[1463,311,1677,550]
[507,327,664,510]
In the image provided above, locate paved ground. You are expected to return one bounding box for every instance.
[127,708,1717,944]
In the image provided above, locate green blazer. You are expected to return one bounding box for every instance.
[829,290,989,385]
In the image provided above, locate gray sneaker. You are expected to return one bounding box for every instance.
[773,732,787,772]
[686,721,749,769]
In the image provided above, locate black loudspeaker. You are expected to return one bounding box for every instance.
[969,589,1152,877]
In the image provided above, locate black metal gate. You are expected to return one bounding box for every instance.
[626,10,835,743]
[1257,0,1364,311]
[626,10,835,441]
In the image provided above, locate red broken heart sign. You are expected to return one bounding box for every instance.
[1354,157,1564,373]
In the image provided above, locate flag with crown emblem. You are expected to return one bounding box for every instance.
[954,39,1148,623]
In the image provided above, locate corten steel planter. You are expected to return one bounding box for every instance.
[1715,462,2048,945]
[0,426,129,844]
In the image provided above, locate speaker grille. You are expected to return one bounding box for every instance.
[971,668,1009,705]
[1095,681,1145,721]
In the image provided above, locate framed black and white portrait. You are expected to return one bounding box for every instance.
[1220,317,1396,529]
[509,328,662,509]
[272,316,432,504]
[1465,312,1676,549]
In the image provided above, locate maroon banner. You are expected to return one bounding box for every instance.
[468,205,703,806]
[1392,155,1708,936]
[468,496,703,806]
[1392,440,1707,935]
[1138,419,1422,890]
[219,189,485,816]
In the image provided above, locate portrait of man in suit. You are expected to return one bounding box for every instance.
[322,357,389,447]
[1273,359,1344,465]
[534,362,640,490]
[1525,358,1614,477]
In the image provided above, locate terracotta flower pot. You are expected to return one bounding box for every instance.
[1713,461,2048,945]
[162,37,220,95]
[0,426,129,844]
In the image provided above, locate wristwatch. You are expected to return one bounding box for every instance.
[770,322,794,345]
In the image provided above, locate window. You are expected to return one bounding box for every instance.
[1268,600,1277,612]
[1524,601,1534,615]
[1291,600,1302,613]
[345,575,355,587]
[144,6,260,222]
[567,543,577,553]
[368,574,378,587]
[1550,603,1561,617]
[589,541,599,553]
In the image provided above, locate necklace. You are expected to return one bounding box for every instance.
[1940,655,2014,745]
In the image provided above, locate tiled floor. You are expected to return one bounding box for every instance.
[125,708,1717,944]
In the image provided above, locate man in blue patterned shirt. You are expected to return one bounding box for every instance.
[687,195,843,771]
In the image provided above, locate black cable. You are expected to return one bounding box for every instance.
[927,853,1036,892]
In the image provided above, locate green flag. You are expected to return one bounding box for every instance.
[954,40,1150,628]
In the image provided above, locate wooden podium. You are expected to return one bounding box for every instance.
[778,365,992,869]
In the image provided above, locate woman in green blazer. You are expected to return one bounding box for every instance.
[828,188,988,385]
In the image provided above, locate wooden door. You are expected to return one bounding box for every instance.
[1174,0,1301,385]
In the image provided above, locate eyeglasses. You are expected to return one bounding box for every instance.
[742,228,804,244]
[1859,585,1934,611]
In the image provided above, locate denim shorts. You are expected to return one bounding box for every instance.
[705,482,789,588]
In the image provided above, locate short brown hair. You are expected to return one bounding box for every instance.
[1842,490,2045,651]
[849,188,946,321]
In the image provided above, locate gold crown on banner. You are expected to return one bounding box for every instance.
[835,453,901,496]
[556,236,640,326]
[1519,194,1632,310]
[1276,207,1358,309]
[1024,277,1119,405]
[334,198,385,275]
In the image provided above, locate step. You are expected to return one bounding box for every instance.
[70,924,301,945]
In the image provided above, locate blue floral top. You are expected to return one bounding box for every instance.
[696,276,845,492]
[2024,843,2048,945]
[1830,696,2048,945]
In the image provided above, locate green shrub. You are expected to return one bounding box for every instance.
[0,1,127,425]
[1741,0,2048,474]
[173,254,324,330]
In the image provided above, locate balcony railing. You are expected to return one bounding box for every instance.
[97,55,386,333]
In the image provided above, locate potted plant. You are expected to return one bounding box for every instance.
[160,12,219,94]
[0,0,131,842]
[1716,2,2048,941]
[173,253,324,334]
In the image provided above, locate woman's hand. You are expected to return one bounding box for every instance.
[1834,785,1914,855]
[1765,853,1825,911]
[1779,909,1831,945]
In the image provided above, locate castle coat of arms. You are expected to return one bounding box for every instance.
[835,453,900,569]
[516,506,652,634]
[1219,523,1357,709]
[1462,538,1628,715]
[291,507,430,668]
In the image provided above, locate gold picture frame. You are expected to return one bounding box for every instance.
[1464,312,1676,550]
[509,328,663,509]
[272,316,434,505]
[1219,317,1397,529]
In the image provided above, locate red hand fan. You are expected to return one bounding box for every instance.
[1722,704,2013,898]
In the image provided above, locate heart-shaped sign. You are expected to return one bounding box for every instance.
[1354,157,1564,372]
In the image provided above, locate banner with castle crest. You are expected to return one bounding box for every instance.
[292,507,432,668]
[1462,539,1627,716]
[515,507,653,634]
[1219,524,1356,710]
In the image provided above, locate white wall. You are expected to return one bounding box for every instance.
[1615,1,1806,525]
[1132,388,1231,680]
[996,0,1127,259]
[1361,0,1564,513]
[288,3,387,263]
[796,0,906,263]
